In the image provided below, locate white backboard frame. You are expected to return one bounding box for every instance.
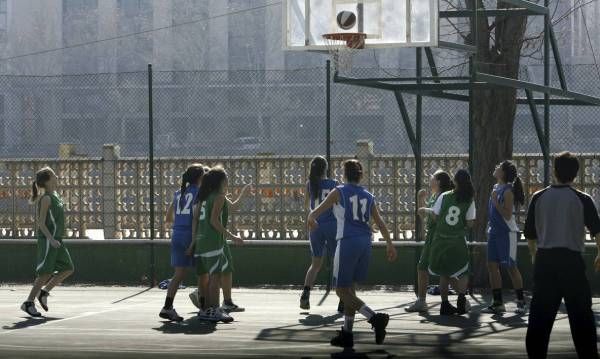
[284,0,439,50]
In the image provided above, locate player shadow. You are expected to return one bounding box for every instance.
[299,313,343,326]
[153,317,217,335]
[419,310,482,329]
[330,348,397,359]
[2,316,61,330]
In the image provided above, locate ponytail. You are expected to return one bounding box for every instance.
[30,181,39,203]
[179,164,205,211]
[513,177,525,209]
[308,156,328,200]
[500,160,525,209]
[454,169,474,203]
[30,167,55,204]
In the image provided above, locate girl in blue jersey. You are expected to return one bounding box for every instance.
[486,160,526,314]
[308,159,397,348]
[159,164,205,322]
[300,156,339,310]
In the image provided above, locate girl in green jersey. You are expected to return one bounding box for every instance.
[419,169,475,316]
[406,170,455,313]
[188,167,251,323]
[21,167,74,317]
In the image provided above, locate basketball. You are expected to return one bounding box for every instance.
[336,11,356,30]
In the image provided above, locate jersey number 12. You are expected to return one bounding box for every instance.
[175,193,194,215]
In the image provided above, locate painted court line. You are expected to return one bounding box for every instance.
[0,300,155,336]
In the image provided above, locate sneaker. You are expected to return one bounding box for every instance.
[515,300,527,315]
[197,308,216,322]
[221,301,245,313]
[215,308,234,323]
[337,300,344,314]
[159,307,183,322]
[456,295,471,315]
[189,289,201,310]
[405,298,427,313]
[300,291,310,310]
[484,302,506,314]
[37,290,49,312]
[440,300,458,316]
[20,302,41,317]
[368,313,389,345]
[330,327,354,348]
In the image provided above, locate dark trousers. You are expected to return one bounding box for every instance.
[526,248,598,359]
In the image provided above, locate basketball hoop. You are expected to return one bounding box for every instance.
[322,33,367,73]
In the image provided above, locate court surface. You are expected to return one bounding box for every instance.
[0,286,597,358]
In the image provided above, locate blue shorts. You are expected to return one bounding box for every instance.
[309,221,337,258]
[171,229,195,268]
[333,235,371,288]
[487,231,518,267]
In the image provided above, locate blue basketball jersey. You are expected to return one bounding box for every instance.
[488,184,518,234]
[172,186,199,232]
[309,178,338,223]
[333,184,375,240]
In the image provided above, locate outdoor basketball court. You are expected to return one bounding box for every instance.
[0,286,595,358]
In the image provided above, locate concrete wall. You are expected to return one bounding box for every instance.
[1,240,598,294]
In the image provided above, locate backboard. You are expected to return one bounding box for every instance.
[284,0,439,50]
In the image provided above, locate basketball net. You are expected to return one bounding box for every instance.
[322,33,367,73]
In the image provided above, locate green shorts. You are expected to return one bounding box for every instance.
[36,238,74,275]
[428,235,470,278]
[195,242,234,276]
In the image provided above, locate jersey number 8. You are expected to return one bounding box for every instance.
[445,206,461,226]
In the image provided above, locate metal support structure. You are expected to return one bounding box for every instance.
[543,0,550,186]
[525,90,550,159]
[415,48,423,242]
[147,64,155,288]
[393,91,418,157]
[413,48,424,295]
[326,60,332,177]
[549,25,567,91]
[424,48,440,83]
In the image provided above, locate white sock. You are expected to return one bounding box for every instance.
[358,304,375,320]
[343,315,354,332]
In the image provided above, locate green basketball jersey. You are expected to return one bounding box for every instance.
[37,192,65,241]
[434,191,475,239]
[195,192,229,255]
[425,194,439,235]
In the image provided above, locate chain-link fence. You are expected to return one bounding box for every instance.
[0,65,599,241]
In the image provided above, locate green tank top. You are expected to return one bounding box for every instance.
[434,191,473,239]
[195,192,229,254]
[425,194,438,233]
[37,192,65,241]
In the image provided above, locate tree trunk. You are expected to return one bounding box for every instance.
[469,2,528,285]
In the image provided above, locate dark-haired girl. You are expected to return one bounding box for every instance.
[308,159,397,348]
[420,169,475,316]
[406,169,454,313]
[159,164,205,322]
[486,160,526,314]
[300,156,339,310]
[21,167,74,317]
[189,167,251,323]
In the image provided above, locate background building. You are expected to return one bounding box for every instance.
[0,0,598,157]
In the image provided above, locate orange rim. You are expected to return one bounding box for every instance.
[322,32,367,49]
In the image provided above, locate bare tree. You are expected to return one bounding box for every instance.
[440,0,596,283]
